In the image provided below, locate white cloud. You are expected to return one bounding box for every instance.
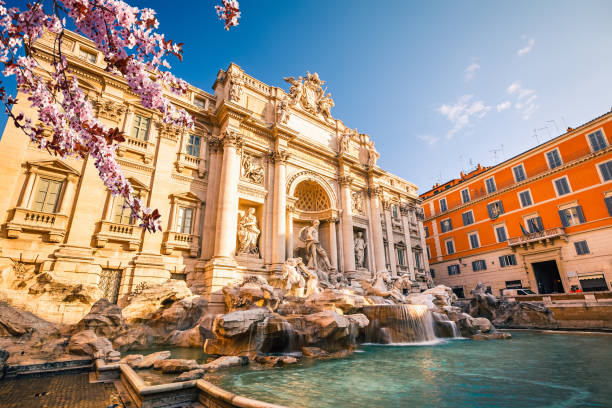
[496,101,511,112]
[464,62,480,82]
[438,94,492,138]
[517,37,535,56]
[417,134,439,146]
[506,80,539,119]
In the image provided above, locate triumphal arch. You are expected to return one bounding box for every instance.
[0,31,430,315]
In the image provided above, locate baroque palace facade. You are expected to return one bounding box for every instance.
[0,31,429,313]
[421,110,612,297]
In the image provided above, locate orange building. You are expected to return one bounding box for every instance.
[420,110,612,298]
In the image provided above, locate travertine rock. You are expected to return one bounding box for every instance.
[305,289,368,314]
[301,346,327,357]
[132,351,171,369]
[174,368,206,382]
[67,330,113,356]
[214,308,270,338]
[119,354,143,366]
[222,275,280,312]
[203,356,249,372]
[72,298,125,338]
[121,280,193,323]
[0,349,8,379]
[153,358,199,373]
[0,301,60,340]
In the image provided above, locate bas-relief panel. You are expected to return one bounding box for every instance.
[287,114,334,149]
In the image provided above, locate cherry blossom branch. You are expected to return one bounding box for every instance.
[0,0,240,232]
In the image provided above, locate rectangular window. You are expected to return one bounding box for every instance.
[445,239,455,255]
[472,259,487,271]
[554,177,571,196]
[599,160,612,182]
[526,216,544,233]
[485,177,497,194]
[414,251,422,269]
[79,49,97,63]
[605,196,612,216]
[113,196,133,225]
[468,232,480,249]
[440,218,453,233]
[574,240,590,255]
[588,130,608,152]
[186,134,201,157]
[447,264,461,275]
[193,97,206,109]
[32,178,63,213]
[495,225,507,242]
[487,200,504,219]
[177,207,194,234]
[430,269,435,279]
[462,211,474,226]
[424,226,429,238]
[558,206,586,227]
[426,246,431,259]
[461,188,471,204]
[396,247,406,266]
[499,254,517,267]
[513,164,527,182]
[439,198,448,212]
[519,190,533,207]
[131,114,151,141]
[546,149,563,169]
[392,204,399,220]
[505,280,522,289]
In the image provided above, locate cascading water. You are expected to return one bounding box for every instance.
[432,312,462,338]
[362,304,438,344]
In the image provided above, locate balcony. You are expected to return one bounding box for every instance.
[117,136,154,164]
[6,208,68,242]
[175,153,206,178]
[94,221,142,250]
[162,231,199,257]
[508,227,567,248]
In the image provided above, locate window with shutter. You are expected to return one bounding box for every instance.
[439,198,447,212]
[588,130,608,152]
[495,226,507,242]
[447,264,460,275]
[424,226,429,237]
[468,233,480,249]
[461,189,470,204]
[554,177,571,196]
[574,240,590,255]
[445,240,455,255]
[485,177,496,193]
[605,196,612,216]
[472,260,486,271]
[499,254,517,267]
[546,149,562,169]
[32,178,63,213]
[519,190,533,207]
[599,160,612,181]
[462,211,474,225]
[513,164,526,182]
[560,206,585,227]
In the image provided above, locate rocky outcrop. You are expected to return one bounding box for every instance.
[153,359,199,373]
[72,299,125,338]
[0,263,101,325]
[121,280,194,323]
[459,288,558,329]
[132,351,171,369]
[222,275,280,312]
[0,349,8,380]
[67,330,113,356]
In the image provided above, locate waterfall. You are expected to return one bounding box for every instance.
[362,304,438,344]
[432,312,462,339]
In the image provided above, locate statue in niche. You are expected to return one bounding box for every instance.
[338,129,352,156]
[237,208,260,255]
[241,154,264,185]
[276,97,291,124]
[299,220,334,278]
[354,231,367,269]
[351,190,363,215]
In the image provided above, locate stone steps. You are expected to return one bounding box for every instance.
[5,358,93,378]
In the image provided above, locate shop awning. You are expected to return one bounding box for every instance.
[578,273,606,281]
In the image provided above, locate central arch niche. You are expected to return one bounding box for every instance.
[294,180,331,213]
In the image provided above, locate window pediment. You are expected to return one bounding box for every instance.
[170,191,202,205]
[26,160,80,176]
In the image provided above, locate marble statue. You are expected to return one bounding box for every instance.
[283,72,334,120]
[279,257,321,297]
[366,141,378,167]
[276,97,291,124]
[299,220,334,274]
[241,154,264,185]
[360,270,405,303]
[354,231,367,268]
[338,129,352,155]
[351,190,363,215]
[319,93,334,121]
[283,76,304,105]
[229,72,243,102]
[237,208,260,255]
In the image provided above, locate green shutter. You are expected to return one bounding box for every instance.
[575,206,586,223]
[605,197,612,216]
[558,210,569,228]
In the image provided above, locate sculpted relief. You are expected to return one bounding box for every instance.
[351,190,364,215]
[283,72,335,122]
[237,208,260,255]
[354,230,367,269]
[241,153,264,185]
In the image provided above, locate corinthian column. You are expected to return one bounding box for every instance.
[382,201,397,277]
[201,136,222,260]
[213,131,242,259]
[271,150,290,267]
[368,186,387,273]
[339,176,356,274]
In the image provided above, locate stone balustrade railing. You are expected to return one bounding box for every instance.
[507,227,566,247]
[5,208,68,242]
[94,220,142,250]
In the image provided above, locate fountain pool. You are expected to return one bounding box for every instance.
[204,330,612,408]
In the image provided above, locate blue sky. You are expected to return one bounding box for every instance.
[3,0,612,192]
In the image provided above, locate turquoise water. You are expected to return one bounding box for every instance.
[206,331,612,408]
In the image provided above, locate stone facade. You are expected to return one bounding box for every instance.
[0,31,428,318]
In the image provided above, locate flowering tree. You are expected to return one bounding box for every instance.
[0,0,240,231]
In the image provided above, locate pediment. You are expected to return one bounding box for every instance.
[27,160,80,176]
[170,191,202,204]
[127,176,149,191]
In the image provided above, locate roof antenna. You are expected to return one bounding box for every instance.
[532,129,541,145]
[490,146,503,163]
[546,120,559,136]
[561,116,568,130]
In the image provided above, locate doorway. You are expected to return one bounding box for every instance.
[532,260,564,294]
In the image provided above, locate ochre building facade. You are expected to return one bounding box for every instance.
[421,111,612,297]
[0,31,429,316]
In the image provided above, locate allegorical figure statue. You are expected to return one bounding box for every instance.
[300,220,334,276]
[237,208,260,255]
[354,230,367,268]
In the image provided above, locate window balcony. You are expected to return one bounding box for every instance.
[175,153,206,178]
[117,136,154,164]
[93,220,142,251]
[162,231,199,257]
[508,227,567,248]
[6,208,68,243]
